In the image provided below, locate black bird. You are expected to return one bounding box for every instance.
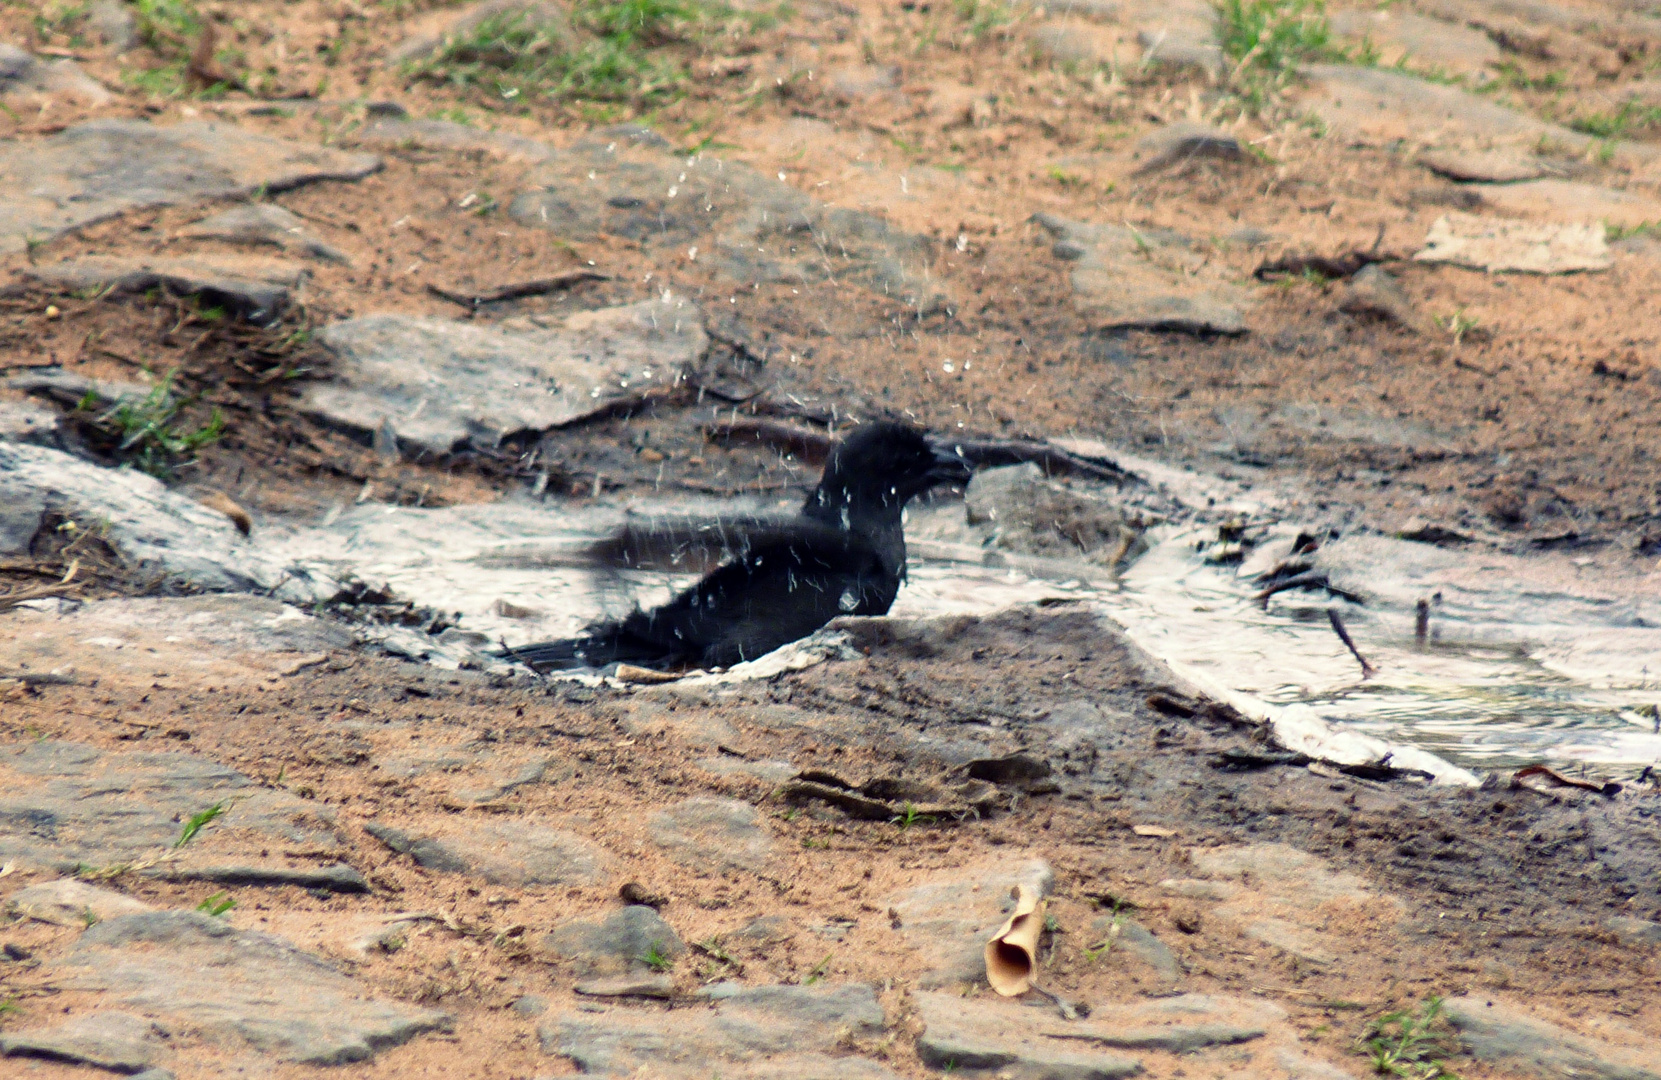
[498,422,972,672]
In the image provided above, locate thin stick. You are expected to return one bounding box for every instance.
[1327,608,1377,678]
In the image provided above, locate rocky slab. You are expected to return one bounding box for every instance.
[1328,9,1501,73]
[1443,996,1661,1080]
[0,1011,166,1073]
[0,119,378,254]
[364,818,609,888]
[0,42,111,107]
[26,254,307,324]
[177,202,353,264]
[540,982,895,1078]
[1035,213,1249,334]
[1299,64,1634,160]
[357,115,558,164]
[305,297,707,457]
[508,126,942,308]
[0,740,340,874]
[0,441,296,591]
[647,797,776,874]
[1418,147,1552,183]
[1470,179,1661,229]
[912,991,1141,1078]
[965,462,1146,565]
[6,877,154,927]
[58,911,449,1064]
[884,858,1053,988]
[1414,213,1611,273]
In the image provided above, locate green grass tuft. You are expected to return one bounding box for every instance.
[174,801,228,848]
[80,372,225,480]
[196,891,236,916]
[639,941,676,972]
[1215,0,1333,114]
[1356,997,1461,1080]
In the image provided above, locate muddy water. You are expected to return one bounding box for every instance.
[269,473,1661,779]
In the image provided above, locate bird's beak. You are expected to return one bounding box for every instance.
[926,440,974,486]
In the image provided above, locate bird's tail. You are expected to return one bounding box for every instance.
[495,622,681,673]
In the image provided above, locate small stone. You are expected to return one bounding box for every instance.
[511,995,551,1016]
[543,905,687,974]
[1093,915,1183,983]
[1157,877,1240,901]
[648,797,776,873]
[733,914,794,945]
[0,1012,164,1072]
[1339,265,1429,334]
[1243,918,1338,966]
[6,878,153,927]
[156,863,369,893]
[1130,122,1243,174]
[0,400,57,447]
[573,973,675,998]
[358,117,558,165]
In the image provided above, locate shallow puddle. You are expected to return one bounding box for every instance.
[267,476,1661,778]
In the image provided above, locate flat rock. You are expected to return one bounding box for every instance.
[1471,179,1661,229]
[0,119,379,255]
[1328,9,1501,73]
[1127,0,1224,74]
[1419,147,1550,183]
[828,64,903,103]
[883,858,1053,988]
[1443,996,1661,1080]
[0,42,111,106]
[0,740,340,874]
[541,982,892,1077]
[542,905,687,974]
[965,461,1145,565]
[1414,212,1610,273]
[357,117,558,164]
[27,254,307,324]
[1092,913,1183,985]
[0,399,58,446]
[1130,122,1243,174]
[573,974,675,998]
[364,818,608,888]
[8,366,157,408]
[1028,22,1135,66]
[0,1011,165,1072]
[1034,213,1249,334]
[509,127,942,307]
[1189,844,1375,906]
[1299,65,1634,160]
[177,203,352,264]
[0,442,295,592]
[1243,917,1338,965]
[912,991,1141,1078]
[157,863,369,892]
[647,797,776,874]
[58,911,450,1064]
[388,0,570,63]
[1338,264,1428,333]
[305,297,707,457]
[1606,916,1661,947]
[6,877,154,926]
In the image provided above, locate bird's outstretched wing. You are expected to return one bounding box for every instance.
[474,512,877,577]
[497,527,896,672]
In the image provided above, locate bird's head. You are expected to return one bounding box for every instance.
[804,421,973,528]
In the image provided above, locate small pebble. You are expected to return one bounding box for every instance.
[44,304,60,319]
